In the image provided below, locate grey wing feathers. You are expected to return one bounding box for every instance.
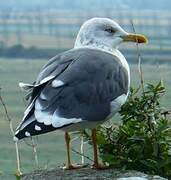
[16,50,75,130]
[19,50,76,100]
[15,48,129,140]
[35,49,128,122]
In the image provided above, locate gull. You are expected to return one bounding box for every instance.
[14,18,147,169]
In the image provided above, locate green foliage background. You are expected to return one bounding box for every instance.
[96,81,171,178]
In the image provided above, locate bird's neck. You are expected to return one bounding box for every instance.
[74,43,127,68]
[74,41,114,55]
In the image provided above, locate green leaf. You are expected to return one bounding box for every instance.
[13,171,21,180]
[158,157,171,168]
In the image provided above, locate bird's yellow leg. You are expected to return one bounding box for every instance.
[91,129,108,169]
[92,129,98,166]
[64,132,72,169]
[63,132,86,170]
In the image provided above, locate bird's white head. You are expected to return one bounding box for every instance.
[75,18,147,51]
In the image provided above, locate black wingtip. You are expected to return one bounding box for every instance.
[14,129,27,141]
[14,120,58,141]
[14,119,74,142]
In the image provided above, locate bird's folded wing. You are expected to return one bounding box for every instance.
[15,48,128,139]
[35,50,128,124]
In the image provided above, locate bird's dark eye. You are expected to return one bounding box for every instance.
[105,28,116,34]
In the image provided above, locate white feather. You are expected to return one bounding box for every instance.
[40,92,47,100]
[43,118,52,125]
[52,80,64,88]
[15,130,19,135]
[35,125,41,131]
[35,103,82,128]
[107,94,128,119]
[18,82,27,88]
[35,110,51,124]
[25,131,31,137]
[18,82,33,91]
[52,111,82,128]
[40,75,54,84]
[13,136,19,142]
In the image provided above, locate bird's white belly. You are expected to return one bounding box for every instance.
[107,94,128,119]
[61,120,104,132]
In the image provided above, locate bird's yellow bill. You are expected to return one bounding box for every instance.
[122,34,148,44]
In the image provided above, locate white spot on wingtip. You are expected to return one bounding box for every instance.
[35,125,41,131]
[52,80,64,88]
[25,131,31,137]
[13,136,19,142]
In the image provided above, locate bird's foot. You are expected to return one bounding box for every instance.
[63,163,88,170]
[91,163,108,170]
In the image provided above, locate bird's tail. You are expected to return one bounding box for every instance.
[19,82,34,91]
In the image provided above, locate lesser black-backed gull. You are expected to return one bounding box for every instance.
[14,18,147,169]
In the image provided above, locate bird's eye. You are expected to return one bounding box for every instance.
[105,28,116,34]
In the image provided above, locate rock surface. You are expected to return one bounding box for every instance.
[21,166,167,180]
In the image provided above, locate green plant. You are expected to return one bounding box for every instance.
[14,171,21,180]
[84,81,171,178]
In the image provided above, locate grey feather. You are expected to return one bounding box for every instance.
[16,48,129,139]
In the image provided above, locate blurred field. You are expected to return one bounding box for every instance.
[0,58,171,179]
[0,9,171,51]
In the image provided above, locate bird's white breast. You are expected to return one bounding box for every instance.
[107,49,130,118]
[111,49,130,87]
[108,94,128,119]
